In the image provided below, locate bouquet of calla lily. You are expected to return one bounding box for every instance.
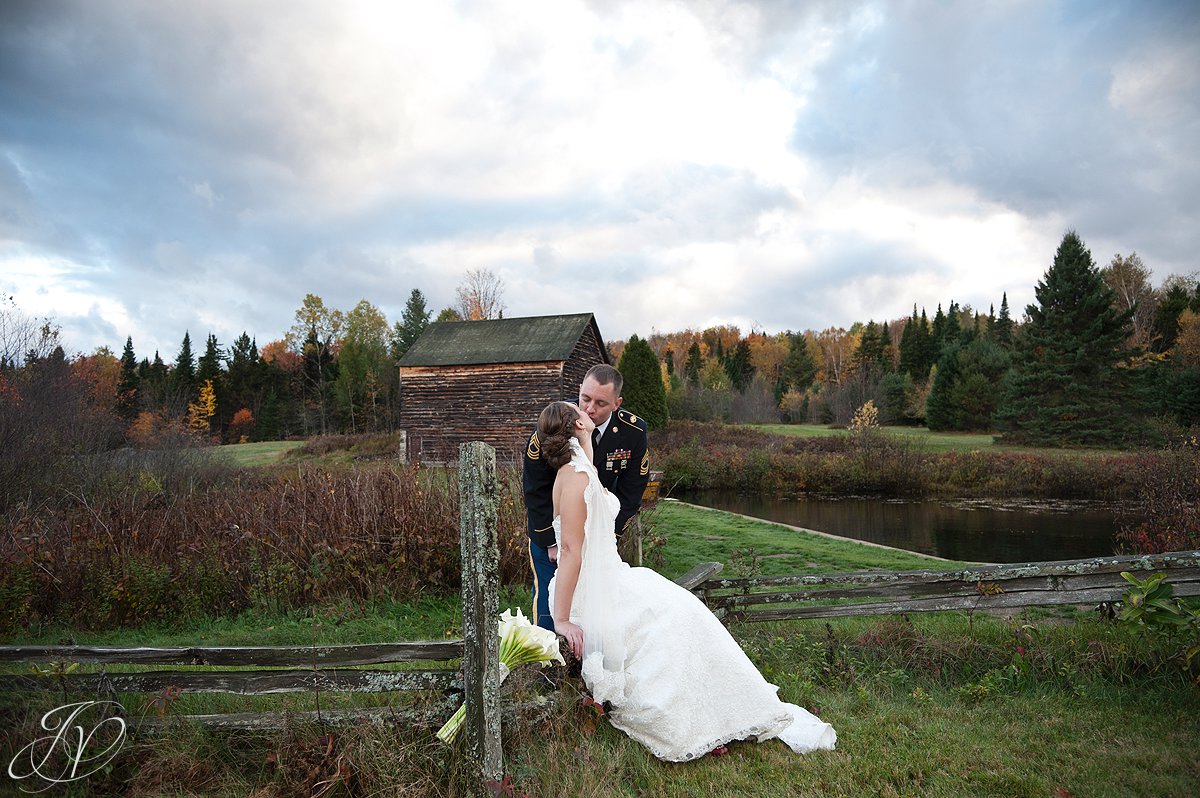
[436,608,566,744]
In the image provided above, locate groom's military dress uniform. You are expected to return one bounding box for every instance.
[523,407,650,630]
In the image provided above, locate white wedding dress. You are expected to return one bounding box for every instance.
[548,440,836,761]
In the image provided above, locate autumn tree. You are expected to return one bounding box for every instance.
[455,268,506,320]
[1101,253,1156,350]
[618,334,668,430]
[187,378,217,437]
[229,407,255,443]
[287,294,343,434]
[998,231,1135,446]
[335,299,391,432]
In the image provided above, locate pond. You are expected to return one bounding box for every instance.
[676,491,1123,563]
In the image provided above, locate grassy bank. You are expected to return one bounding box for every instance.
[4,503,1196,797]
[753,423,1128,456]
[653,421,1144,500]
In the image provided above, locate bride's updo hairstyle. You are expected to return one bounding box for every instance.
[538,401,580,470]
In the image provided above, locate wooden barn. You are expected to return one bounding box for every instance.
[396,313,609,464]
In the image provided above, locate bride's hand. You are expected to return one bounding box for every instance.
[553,618,583,660]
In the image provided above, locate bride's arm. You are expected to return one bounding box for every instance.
[551,469,589,659]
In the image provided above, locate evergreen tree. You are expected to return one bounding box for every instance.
[1152,283,1190,353]
[993,293,1014,347]
[781,333,817,393]
[391,288,432,359]
[853,321,883,371]
[926,338,1011,431]
[998,231,1135,445]
[899,307,935,381]
[664,350,674,375]
[171,331,196,399]
[196,334,225,432]
[197,334,224,384]
[617,334,668,430]
[117,336,139,420]
[724,339,755,392]
[227,333,260,417]
[684,342,702,385]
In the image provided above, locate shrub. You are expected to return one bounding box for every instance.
[1116,438,1200,553]
[0,463,529,634]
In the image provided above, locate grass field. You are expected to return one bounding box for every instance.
[5,503,1196,797]
[219,439,305,467]
[751,423,1127,457]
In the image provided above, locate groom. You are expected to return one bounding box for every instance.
[523,363,650,630]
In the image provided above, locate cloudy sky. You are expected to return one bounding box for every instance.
[2,0,1198,360]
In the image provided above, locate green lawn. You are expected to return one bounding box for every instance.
[4,503,1196,797]
[219,439,304,467]
[752,423,1128,457]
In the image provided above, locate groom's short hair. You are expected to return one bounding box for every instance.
[584,364,623,398]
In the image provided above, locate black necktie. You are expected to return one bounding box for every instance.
[592,428,601,448]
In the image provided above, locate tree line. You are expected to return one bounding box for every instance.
[3,233,1198,454]
[618,231,1200,446]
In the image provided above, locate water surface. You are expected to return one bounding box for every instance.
[678,491,1120,563]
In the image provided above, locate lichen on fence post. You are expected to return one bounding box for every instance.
[458,441,502,787]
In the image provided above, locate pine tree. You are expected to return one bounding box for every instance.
[172,331,196,399]
[993,293,1014,347]
[853,321,883,372]
[998,231,1135,445]
[926,338,1011,431]
[617,335,668,430]
[781,333,817,393]
[1152,283,1191,353]
[392,288,432,359]
[724,339,755,392]
[117,336,140,420]
[684,342,702,385]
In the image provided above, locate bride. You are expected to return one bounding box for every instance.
[539,401,836,761]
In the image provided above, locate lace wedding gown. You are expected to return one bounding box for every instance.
[548,440,836,761]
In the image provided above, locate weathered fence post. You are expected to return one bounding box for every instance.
[458,441,502,788]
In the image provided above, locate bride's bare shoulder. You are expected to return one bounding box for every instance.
[553,465,590,487]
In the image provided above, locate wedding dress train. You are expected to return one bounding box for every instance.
[548,440,836,761]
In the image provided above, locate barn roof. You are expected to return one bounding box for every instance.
[398,313,607,367]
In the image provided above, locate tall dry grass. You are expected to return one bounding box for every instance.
[1,463,529,634]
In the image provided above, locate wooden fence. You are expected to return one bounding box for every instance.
[684,551,1200,623]
[0,441,507,788]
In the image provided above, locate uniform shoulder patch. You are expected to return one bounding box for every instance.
[526,431,541,459]
[640,451,649,476]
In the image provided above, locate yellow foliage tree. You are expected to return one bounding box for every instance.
[187,379,217,436]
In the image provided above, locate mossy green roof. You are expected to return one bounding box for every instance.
[398,313,606,366]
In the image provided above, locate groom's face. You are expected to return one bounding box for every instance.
[578,376,621,425]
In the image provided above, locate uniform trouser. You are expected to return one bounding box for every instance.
[528,540,557,631]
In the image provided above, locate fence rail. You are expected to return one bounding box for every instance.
[691,550,1200,623]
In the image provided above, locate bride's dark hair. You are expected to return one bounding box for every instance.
[537,401,580,470]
